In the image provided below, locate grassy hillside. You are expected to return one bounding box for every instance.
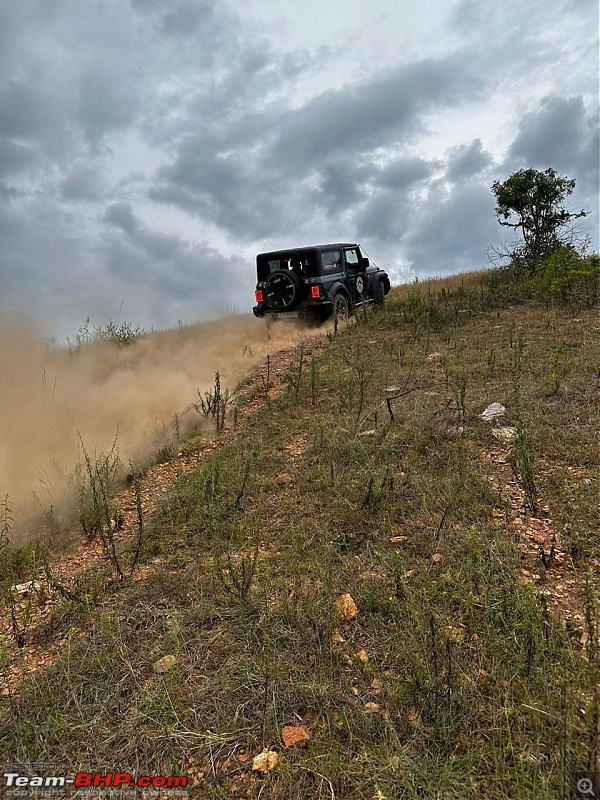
[1,268,599,799]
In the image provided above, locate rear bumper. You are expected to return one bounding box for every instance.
[253,300,333,320]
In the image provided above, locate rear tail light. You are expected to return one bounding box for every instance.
[310,285,321,299]
[255,290,264,303]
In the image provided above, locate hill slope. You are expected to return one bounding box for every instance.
[1,272,599,799]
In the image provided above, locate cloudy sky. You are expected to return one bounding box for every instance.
[1,0,598,337]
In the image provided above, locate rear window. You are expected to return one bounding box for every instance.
[257,252,317,281]
[320,250,341,273]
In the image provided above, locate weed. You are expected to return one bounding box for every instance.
[513,415,538,513]
[74,435,144,581]
[196,371,232,432]
[509,333,538,513]
[283,341,306,402]
[548,342,574,395]
[216,543,259,603]
[234,454,253,512]
[129,467,145,577]
[0,494,12,552]
[0,536,41,650]
[67,317,144,351]
[326,315,339,342]
[261,355,271,393]
[341,344,375,433]
[310,359,317,405]
[42,558,81,603]
[74,434,120,543]
[454,373,468,423]
[355,302,375,326]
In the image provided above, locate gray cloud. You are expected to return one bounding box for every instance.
[0,81,48,139]
[445,139,492,182]
[0,140,38,178]
[0,200,101,318]
[161,1,214,37]
[353,158,440,245]
[402,180,499,275]
[509,96,586,169]
[375,157,437,190]
[0,183,20,200]
[77,68,141,145]
[507,95,599,193]
[353,146,498,272]
[101,202,250,310]
[265,57,485,175]
[60,164,109,202]
[354,190,416,246]
[150,53,486,243]
[131,0,228,46]
[314,159,377,215]
[104,203,141,235]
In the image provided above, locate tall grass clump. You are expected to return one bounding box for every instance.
[67,317,144,351]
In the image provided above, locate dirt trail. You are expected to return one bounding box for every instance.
[481,444,588,644]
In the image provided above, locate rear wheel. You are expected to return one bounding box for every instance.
[332,293,350,322]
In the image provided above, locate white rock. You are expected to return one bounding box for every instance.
[481,403,506,422]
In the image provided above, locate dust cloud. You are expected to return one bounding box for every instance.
[0,314,317,541]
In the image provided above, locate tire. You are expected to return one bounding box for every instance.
[265,270,303,309]
[373,280,385,306]
[332,292,350,322]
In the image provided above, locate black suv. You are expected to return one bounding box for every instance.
[252,243,390,322]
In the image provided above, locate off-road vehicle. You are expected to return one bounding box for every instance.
[252,243,390,322]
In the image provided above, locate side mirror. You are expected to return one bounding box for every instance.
[359,256,369,269]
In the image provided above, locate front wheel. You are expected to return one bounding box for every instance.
[373,280,385,306]
[332,293,350,323]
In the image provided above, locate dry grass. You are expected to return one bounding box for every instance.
[389,268,490,302]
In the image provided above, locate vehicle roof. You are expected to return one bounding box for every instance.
[257,243,359,258]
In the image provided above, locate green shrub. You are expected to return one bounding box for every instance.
[68,318,144,350]
[529,247,600,306]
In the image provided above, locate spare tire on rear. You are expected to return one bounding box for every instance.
[265,270,304,309]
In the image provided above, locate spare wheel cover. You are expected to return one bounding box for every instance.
[265,271,300,309]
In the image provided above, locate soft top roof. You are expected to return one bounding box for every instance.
[257,243,358,259]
